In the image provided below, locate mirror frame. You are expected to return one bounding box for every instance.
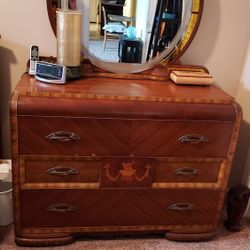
[47,0,204,74]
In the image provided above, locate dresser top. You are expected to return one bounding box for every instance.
[13,74,234,104]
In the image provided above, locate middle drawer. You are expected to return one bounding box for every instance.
[20,156,224,189]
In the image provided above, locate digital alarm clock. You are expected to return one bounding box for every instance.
[35,61,66,84]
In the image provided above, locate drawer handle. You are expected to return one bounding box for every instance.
[46,131,80,142]
[47,203,77,213]
[178,134,208,144]
[169,203,194,212]
[173,167,198,176]
[47,166,79,176]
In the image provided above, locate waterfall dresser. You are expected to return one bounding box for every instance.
[10,73,241,246]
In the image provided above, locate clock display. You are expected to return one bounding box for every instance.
[35,61,66,84]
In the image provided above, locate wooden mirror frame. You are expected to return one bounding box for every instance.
[46,0,204,79]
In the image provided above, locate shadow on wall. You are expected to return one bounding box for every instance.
[0,46,17,158]
[229,120,250,187]
[182,0,220,65]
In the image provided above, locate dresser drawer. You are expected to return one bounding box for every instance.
[131,120,234,158]
[100,158,223,188]
[18,116,130,156]
[153,160,223,184]
[20,157,100,188]
[18,116,234,158]
[20,189,223,228]
[20,157,223,189]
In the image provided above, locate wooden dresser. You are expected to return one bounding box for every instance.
[10,73,241,246]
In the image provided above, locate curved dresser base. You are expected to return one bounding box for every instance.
[165,231,217,242]
[15,235,74,247]
[15,231,218,246]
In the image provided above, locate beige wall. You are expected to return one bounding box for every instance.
[0,0,250,186]
[0,0,56,157]
[182,0,250,186]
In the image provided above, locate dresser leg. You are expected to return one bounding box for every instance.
[165,231,217,241]
[15,235,74,247]
[225,184,250,232]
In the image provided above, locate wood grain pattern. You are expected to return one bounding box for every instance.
[15,235,74,247]
[14,74,234,104]
[10,93,22,236]
[19,157,100,189]
[19,155,228,190]
[18,96,236,121]
[20,189,222,228]
[18,116,234,158]
[10,72,242,246]
[130,120,234,158]
[154,160,222,183]
[165,231,217,242]
[221,103,242,190]
[21,223,216,235]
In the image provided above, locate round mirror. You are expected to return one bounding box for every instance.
[47,0,203,73]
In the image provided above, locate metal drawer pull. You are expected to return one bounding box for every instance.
[169,203,194,212]
[46,131,80,142]
[47,203,77,213]
[173,167,198,176]
[47,166,79,176]
[178,134,208,144]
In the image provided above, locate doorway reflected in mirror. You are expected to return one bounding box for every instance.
[47,0,203,74]
[88,0,182,63]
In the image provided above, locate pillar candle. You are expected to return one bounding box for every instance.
[56,10,82,67]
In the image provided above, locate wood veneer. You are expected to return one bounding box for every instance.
[10,73,242,246]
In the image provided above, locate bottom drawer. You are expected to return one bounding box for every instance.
[20,189,224,228]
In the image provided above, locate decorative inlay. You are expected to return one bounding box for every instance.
[104,161,151,182]
[101,159,155,188]
[15,89,233,104]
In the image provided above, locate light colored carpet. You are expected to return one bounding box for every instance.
[89,39,120,62]
[0,220,250,250]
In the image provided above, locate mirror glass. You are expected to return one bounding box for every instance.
[88,0,182,63]
[47,0,203,73]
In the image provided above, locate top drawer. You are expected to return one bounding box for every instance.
[18,96,237,121]
[18,116,234,158]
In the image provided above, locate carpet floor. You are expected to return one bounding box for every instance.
[89,39,119,62]
[0,219,250,250]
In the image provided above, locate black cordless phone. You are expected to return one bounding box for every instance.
[29,45,39,75]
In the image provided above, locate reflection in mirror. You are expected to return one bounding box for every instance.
[88,0,183,63]
[47,0,203,73]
